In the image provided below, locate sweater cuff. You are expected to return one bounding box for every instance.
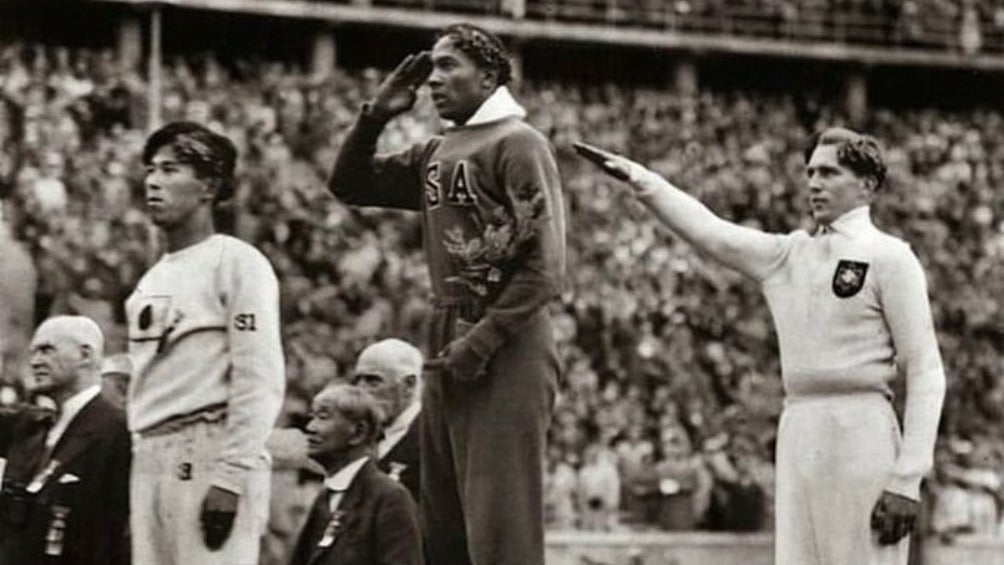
[360,102,393,126]
[883,473,922,502]
[212,464,245,496]
[465,317,509,361]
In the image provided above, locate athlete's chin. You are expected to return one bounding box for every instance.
[30,379,54,395]
[811,209,831,224]
[435,107,457,121]
[436,103,471,123]
[147,212,173,228]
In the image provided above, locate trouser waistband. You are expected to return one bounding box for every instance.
[134,402,227,439]
[784,390,891,408]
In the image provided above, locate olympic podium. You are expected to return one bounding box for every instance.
[545,531,1004,565]
[545,531,773,565]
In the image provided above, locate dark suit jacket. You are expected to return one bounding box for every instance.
[0,393,130,565]
[289,459,421,565]
[378,417,419,504]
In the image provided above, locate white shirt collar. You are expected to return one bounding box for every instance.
[815,205,873,236]
[446,86,526,128]
[324,455,370,493]
[377,401,420,459]
[829,205,873,234]
[46,384,101,448]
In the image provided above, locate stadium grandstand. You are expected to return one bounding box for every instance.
[0,0,1001,564]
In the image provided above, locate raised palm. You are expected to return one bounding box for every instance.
[370,51,433,121]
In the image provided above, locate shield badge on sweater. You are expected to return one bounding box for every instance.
[832,260,869,298]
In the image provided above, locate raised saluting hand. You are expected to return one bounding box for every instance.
[367,51,434,122]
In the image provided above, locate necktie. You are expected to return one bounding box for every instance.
[326,487,345,514]
[26,407,58,479]
[316,489,346,549]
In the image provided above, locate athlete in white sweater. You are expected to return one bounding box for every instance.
[126,122,284,565]
[578,128,945,565]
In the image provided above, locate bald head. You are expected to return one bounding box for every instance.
[352,339,423,423]
[34,316,105,356]
[356,339,423,380]
[29,316,104,403]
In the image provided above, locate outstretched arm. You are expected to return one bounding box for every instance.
[576,143,787,281]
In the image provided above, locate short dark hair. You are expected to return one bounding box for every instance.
[436,23,512,86]
[142,121,237,201]
[803,127,887,190]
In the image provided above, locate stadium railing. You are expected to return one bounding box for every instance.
[372,0,506,15]
[363,0,977,52]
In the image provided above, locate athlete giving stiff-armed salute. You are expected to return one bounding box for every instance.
[126,122,285,565]
[330,24,565,565]
[575,129,945,565]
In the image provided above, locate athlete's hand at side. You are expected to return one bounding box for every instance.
[367,51,433,122]
[201,486,239,550]
[423,338,488,382]
[870,490,919,545]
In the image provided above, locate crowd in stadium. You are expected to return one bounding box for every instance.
[0,41,1001,540]
[381,0,998,53]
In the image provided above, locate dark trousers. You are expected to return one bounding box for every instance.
[420,307,558,565]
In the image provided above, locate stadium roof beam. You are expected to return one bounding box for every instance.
[89,0,1004,72]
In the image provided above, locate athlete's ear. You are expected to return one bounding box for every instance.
[201,178,220,203]
[349,420,369,446]
[862,176,877,195]
[480,68,498,90]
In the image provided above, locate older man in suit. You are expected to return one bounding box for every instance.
[266,340,422,565]
[0,316,131,565]
[350,339,422,502]
[269,339,423,498]
[289,384,421,565]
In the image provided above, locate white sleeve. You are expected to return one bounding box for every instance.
[631,168,789,281]
[879,246,946,501]
[213,243,286,494]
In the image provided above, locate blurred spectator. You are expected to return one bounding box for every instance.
[23,150,68,216]
[930,438,1003,538]
[516,0,1004,52]
[615,424,655,490]
[704,434,772,531]
[0,203,35,381]
[653,425,711,530]
[959,0,983,54]
[100,352,131,409]
[577,444,622,531]
[545,447,581,530]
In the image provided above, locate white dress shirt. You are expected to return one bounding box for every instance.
[377,401,420,460]
[46,384,102,449]
[324,455,370,513]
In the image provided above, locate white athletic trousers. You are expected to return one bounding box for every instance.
[775,392,909,565]
[130,418,270,565]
